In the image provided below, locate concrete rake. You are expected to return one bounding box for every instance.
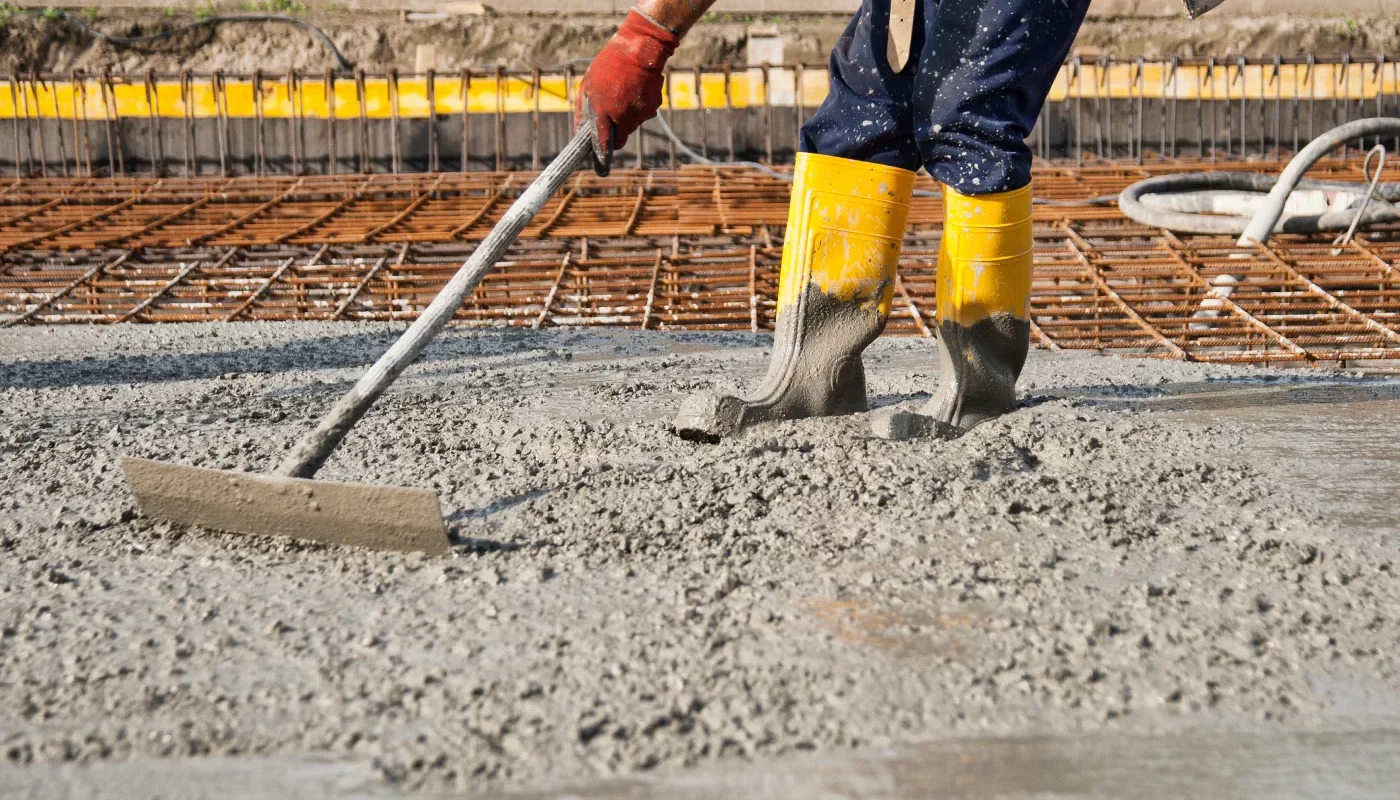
[120,130,594,555]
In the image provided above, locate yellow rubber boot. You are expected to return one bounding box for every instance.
[874,183,1033,439]
[675,153,915,440]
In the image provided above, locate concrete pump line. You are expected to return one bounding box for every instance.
[36,10,354,72]
[1118,118,1400,241]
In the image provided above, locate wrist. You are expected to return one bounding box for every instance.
[632,8,680,36]
[632,0,712,38]
[612,9,681,71]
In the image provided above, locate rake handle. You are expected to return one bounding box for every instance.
[274,129,593,479]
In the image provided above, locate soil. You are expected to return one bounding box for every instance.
[0,10,1398,74]
[2,321,1399,795]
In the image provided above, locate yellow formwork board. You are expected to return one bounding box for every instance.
[0,71,833,120]
[1045,62,1399,102]
[0,63,1394,119]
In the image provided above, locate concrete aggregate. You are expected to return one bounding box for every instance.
[1,322,1397,793]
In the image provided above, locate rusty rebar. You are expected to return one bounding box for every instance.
[2,161,1399,368]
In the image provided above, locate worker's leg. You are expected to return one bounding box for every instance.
[796,0,922,171]
[879,0,1090,438]
[675,0,921,439]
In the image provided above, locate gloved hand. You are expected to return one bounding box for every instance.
[576,10,680,175]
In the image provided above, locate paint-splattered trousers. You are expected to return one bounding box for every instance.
[799,0,1092,195]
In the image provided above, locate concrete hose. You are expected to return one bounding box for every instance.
[1118,118,1400,243]
[1118,118,1400,325]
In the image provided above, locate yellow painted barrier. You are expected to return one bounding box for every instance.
[0,62,1395,120]
[1043,62,1399,102]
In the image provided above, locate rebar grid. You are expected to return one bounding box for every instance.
[0,158,1382,251]
[3,161,1400,368]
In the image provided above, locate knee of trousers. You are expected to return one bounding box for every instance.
[909,63,1037,193]
[919,127,1033,196]
[799,104,922,172]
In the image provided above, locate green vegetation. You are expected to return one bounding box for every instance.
[195,1,219,22]
[245,0,306,12]
[0,3,19,23]
[163,5,178,19]
[38,6,64,22]
[80,7,101,22]
[1340,15,1360,36]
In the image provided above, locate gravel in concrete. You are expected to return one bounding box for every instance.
[2,322,1398,794]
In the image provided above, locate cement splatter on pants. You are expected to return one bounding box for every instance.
[799,0,1093,195]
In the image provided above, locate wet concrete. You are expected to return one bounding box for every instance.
[1141,380,1400,537]
[488,726,1400,799]
[2,324,1399,797]
[5,726,1399,798]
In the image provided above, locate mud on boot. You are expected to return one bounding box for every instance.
[675,153,915,440]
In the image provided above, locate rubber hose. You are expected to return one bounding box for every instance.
[1119,170,1400,236]
[1238,117,1400,244]
[1118,118,1400,241]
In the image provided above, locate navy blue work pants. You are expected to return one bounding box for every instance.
[799,0,1092,194]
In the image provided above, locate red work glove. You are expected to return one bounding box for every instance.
[577,10,680,175]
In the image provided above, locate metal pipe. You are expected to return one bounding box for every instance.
[390,69,402,174]
[426,69,438,173]
[1073,57,1082,166]
[326,68,337,175]
[213,70,227,176]
[181,70,194,176]
[290,69,302,175]
[665,65,675,170]
[273,129,591,479]
[695,65,708,159]
[22,76,41,176]
[1134,56,1144,165]
[762,64,773,165]
[75,70,92,177]
[794,63,804,161]
[253,68,266,176]
[724,64,735,162]
[461,67,471,173]
[532,68,542,172]
[355,67,369,174]
[1271,56,1282,161]
[8,77,19,176]
[494,66,505,172]
[1160,57,1170,159]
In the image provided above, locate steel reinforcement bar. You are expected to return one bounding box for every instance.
[6,55,1400,176]
[2,161,1399,368]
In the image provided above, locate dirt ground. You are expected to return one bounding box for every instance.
[1,321,1398,795]
[1,10,1399,74]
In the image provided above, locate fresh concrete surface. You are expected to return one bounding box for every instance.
[2,323,1399,796]
[6,728,1400,798]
